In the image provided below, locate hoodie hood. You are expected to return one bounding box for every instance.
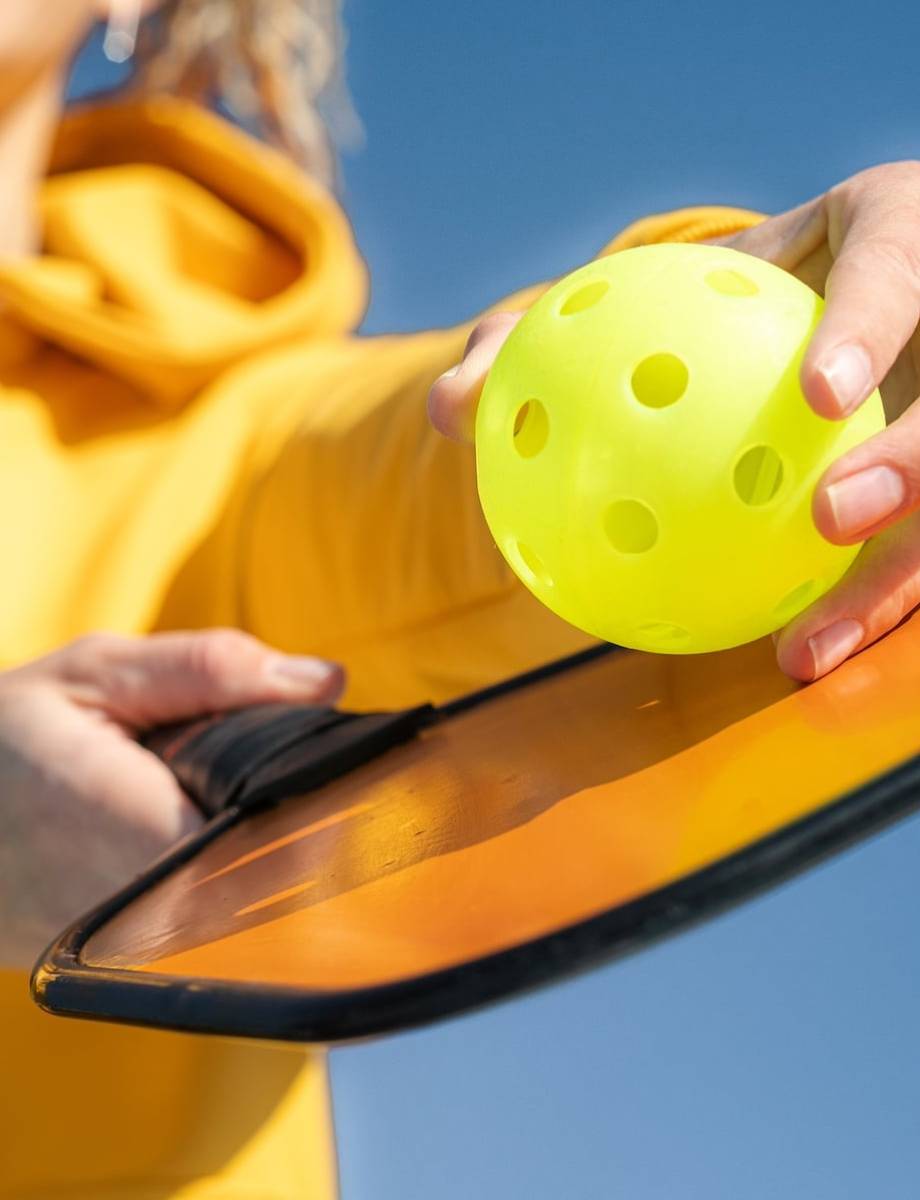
[0,98,368,406]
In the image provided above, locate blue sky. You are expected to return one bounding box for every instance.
[71,2,920,1195]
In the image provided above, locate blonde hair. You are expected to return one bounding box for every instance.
[133,0,362,187]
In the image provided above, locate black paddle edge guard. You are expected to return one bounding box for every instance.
[30,640,920,1044]
[437,640,613,718]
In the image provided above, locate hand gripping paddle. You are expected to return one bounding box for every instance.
[32,616,920,1043]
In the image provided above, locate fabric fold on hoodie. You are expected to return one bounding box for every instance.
[0,97,368,406]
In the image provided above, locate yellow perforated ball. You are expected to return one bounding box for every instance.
[475,243,885,654]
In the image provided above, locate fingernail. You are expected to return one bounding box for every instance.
[825,465,905,536]
[435,364,461,384]
[816,344,874,417]
[807,618,864,679]
[268,655,339,689]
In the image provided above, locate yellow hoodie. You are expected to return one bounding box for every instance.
[0,97,760,1197]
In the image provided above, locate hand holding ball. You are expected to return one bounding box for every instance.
[475,244,885,654]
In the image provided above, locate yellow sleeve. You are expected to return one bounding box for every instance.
[601,204,766,253]
[484,205,766,319]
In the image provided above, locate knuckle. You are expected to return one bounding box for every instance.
[463,311,517,356]
[189,628,257,680]
[869,587,912,638]
[843,160,920,197]
[896,457,920,502]
[69,631,128,662]
[477,311,514,335]
[856,528,920,637]
[44,631,136,694]
[855,234,920,290]
[878,160,920,187]
[829,162,920,255]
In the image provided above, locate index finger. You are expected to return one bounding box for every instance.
[801,165,920,419]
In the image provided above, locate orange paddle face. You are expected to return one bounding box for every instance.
[34,615,920,1042]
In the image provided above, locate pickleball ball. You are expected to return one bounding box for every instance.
[475,243,886,654]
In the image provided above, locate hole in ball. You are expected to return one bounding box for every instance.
[559,279,609,315]
[630,353,688,409]
[734,445,784,506]
[774,579,816,620]
[605,499,659,554]
[508,540,553,589]
[706,268,759,297]
[512,399,549,458]
[637,621,691,646]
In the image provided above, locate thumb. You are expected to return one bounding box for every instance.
[428,311,523,441]
[40,629,346,729]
